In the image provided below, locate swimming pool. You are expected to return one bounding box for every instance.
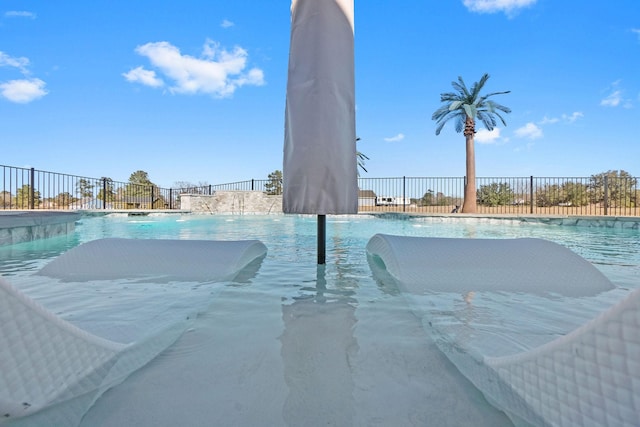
[3,213,639,426]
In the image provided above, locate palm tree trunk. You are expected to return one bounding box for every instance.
[462,116,477,213]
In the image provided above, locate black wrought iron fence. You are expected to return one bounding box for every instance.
[212,179,274,193]
[1,165,176,210]
[2,164,638,216]
[175,179,277,195]
[357,176,639,216]
[357,177,465,213]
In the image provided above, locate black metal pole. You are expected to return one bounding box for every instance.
[317,214,326,265]
[102,178,107,209]
[530,176,534,214]
[29,168,35,209]
[604,176,609,216]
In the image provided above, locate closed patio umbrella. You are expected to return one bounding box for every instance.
[283,0,357,264]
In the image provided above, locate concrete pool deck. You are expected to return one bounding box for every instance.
[366,211,640,229]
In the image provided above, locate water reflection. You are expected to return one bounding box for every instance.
[0,233,80,276]
[280,264,358,426]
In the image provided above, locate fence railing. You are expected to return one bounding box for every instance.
[1,165,177,210]
[357,176,640,216]
[1,164,638,216]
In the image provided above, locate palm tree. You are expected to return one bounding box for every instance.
[432,73,510,213]
[356,137,369,175]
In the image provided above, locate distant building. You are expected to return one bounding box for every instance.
[375,196,411,206]
[358,190,376,207]
[69,197,104,209]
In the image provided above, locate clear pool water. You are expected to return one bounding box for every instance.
[2,213,639,426]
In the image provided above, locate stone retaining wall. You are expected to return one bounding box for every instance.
[0,211,81,246]
[180,191,283,214]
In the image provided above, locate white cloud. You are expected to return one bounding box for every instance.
[540,111,584,124]
[383,133,405,142]
[515,122,543,139]
[4,11,36,19]
[463,0,536,15]
[601,80,633,108]
[562,111,583,123]
[0,51,30,74]
[475,127,501,144]
[632,28,640,41]
[221,19,234,29]
[539,116,559,125]
[0,51,48,103]
[601,90,622,107]
[125,39,264,98]
[122,66,164,87]
[0,78,48,103]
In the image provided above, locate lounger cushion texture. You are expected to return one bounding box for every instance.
[38,238,267,282]
[366,234,638,427]
[1,238,267,426]
[366,234,613,296]
[485,287,640,426]
[0,276,123,422]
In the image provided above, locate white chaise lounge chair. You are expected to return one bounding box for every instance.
[366,234,639,427]
[0,238,267,426]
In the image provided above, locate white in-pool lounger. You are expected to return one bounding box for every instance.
[0,238,267,426]
[366,234,639,427]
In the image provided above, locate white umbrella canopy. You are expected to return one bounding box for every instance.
[283,0,357,215]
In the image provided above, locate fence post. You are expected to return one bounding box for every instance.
[463,176,467,208]
[208,184,212,195]
[151,186,155,210]
[102,178,107,209]
[29,168,35,209]
[402,176,406,212]
[604,175,609,216]
[251,179,255,191]
[530,176,534,214]
[169,189,173,209]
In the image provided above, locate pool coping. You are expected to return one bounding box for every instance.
[0,211,82,246]
[367,212,640,228]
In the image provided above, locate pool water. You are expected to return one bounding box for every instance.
[3,214,639,426]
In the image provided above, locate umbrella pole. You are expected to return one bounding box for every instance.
[317,214,326,264]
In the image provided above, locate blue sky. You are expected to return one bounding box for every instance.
[1,0,639,188]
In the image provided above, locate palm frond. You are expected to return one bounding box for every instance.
[435,119,448,136]
[431,104,451,121]
[454,114,465,133]
[452,77,470,98]
[477,91,511,108]
[463,103,477,119]
[357,151,369,173]
[450,80,463,95]
[449,100,463,111]
[493,110,509,127]
[432,73,510,136]
[492,101,512,114]
[459,76,473,97]
[470,73,490,100]
[440,92,463,103]
[477,111,497,130]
